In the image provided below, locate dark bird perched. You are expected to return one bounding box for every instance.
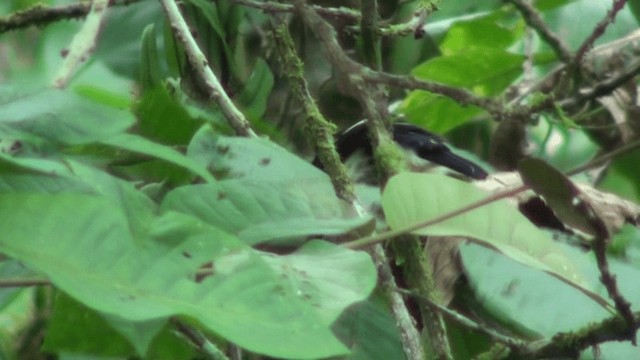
[316,120,488,182]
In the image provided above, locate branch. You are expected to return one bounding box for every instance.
[397,288,528,349]
[0,0,143,34]
[559,58,640,110]
[573,0,628,66]
[291,2,454,358]
[233,0,430,38]
[593,231,636,343]
[271,14,423,360]
[271,18,359,208]
[513,312,640,358]
[507,0,573,63]
[171,319,230,360]
[52,0,110,88]
[231,0,360,20]
[159,0,257,137]
[0,278,50,287]
[362,70,507,116]
[372,246,426,360]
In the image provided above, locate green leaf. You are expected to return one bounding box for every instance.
[381,172,609,308]
[0,194,375,358]
[411,48,523,94]
[461,241,640,344]
[43,293,137,357]
[599,150,640,203]
[440,16,520,54]
[0,88,134,145]
[403,48,523,132]
[162,179,374,245]
[184,0,239,79]
[630,0,640,25]
[140,24,163,91]
[134,87,204,145]
[95,2,165,79]
[518,157,608,237]
[73,85,132,110]
[403,92,483,134]
[185,0,226,45]
[333,295,405,360]
[101,133,215,183]
[0,154,156,239]
[188,126,328,182]
[45,293,195,359]
[236,58,274,122]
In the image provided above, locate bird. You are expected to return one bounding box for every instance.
[318,120,488,182]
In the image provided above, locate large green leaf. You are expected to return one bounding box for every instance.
[43,293,138,357]
[188,126,328,181]
[333,295,405,360]
[461,242,640,359]
[0,193,375,358]
[403,48,523,133]
[381,172,608,307]
[134,86,203,146]
[162,179,373,245]
[440,15,521,54]
[0,88,134,145]
[411,48,523,94]
[236,58,274,123]
[95,1,165,79]
[101,133,215,183]
[0,154,156,239]
[403,93,483,134]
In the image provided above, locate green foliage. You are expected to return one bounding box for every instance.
[0,88,134,145]
[0,191,375,358]
[1,0,640,358]
[461,243,640,358]
[403,12,525,133]
[382,172,608,307]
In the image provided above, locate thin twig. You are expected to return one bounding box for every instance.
[396,288,528,349]
[343,185,526,249]
[566,138,640,176]
[512,312,640,358]
[271,18,359,209]
[159,0,257,137]
[557,58,640,110]
[592,231,636,343]
[0,0,143,33]
[233,0,430,37]
[372,246,426,360]
[51,0,110,88]
[573,0,628,66]
[231,0,360,20]
[507,0,572,63]
[272,12,423,360]
[0,278,50,287]
[293,1,448,358]
[171,318,230,360]
[361,70,508,117]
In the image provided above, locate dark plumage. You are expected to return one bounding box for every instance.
[326,121,488,180]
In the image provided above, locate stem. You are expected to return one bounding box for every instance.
[159,0,257,137]
[52,0,110,88]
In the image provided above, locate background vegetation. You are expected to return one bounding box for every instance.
[1,0,640,359]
